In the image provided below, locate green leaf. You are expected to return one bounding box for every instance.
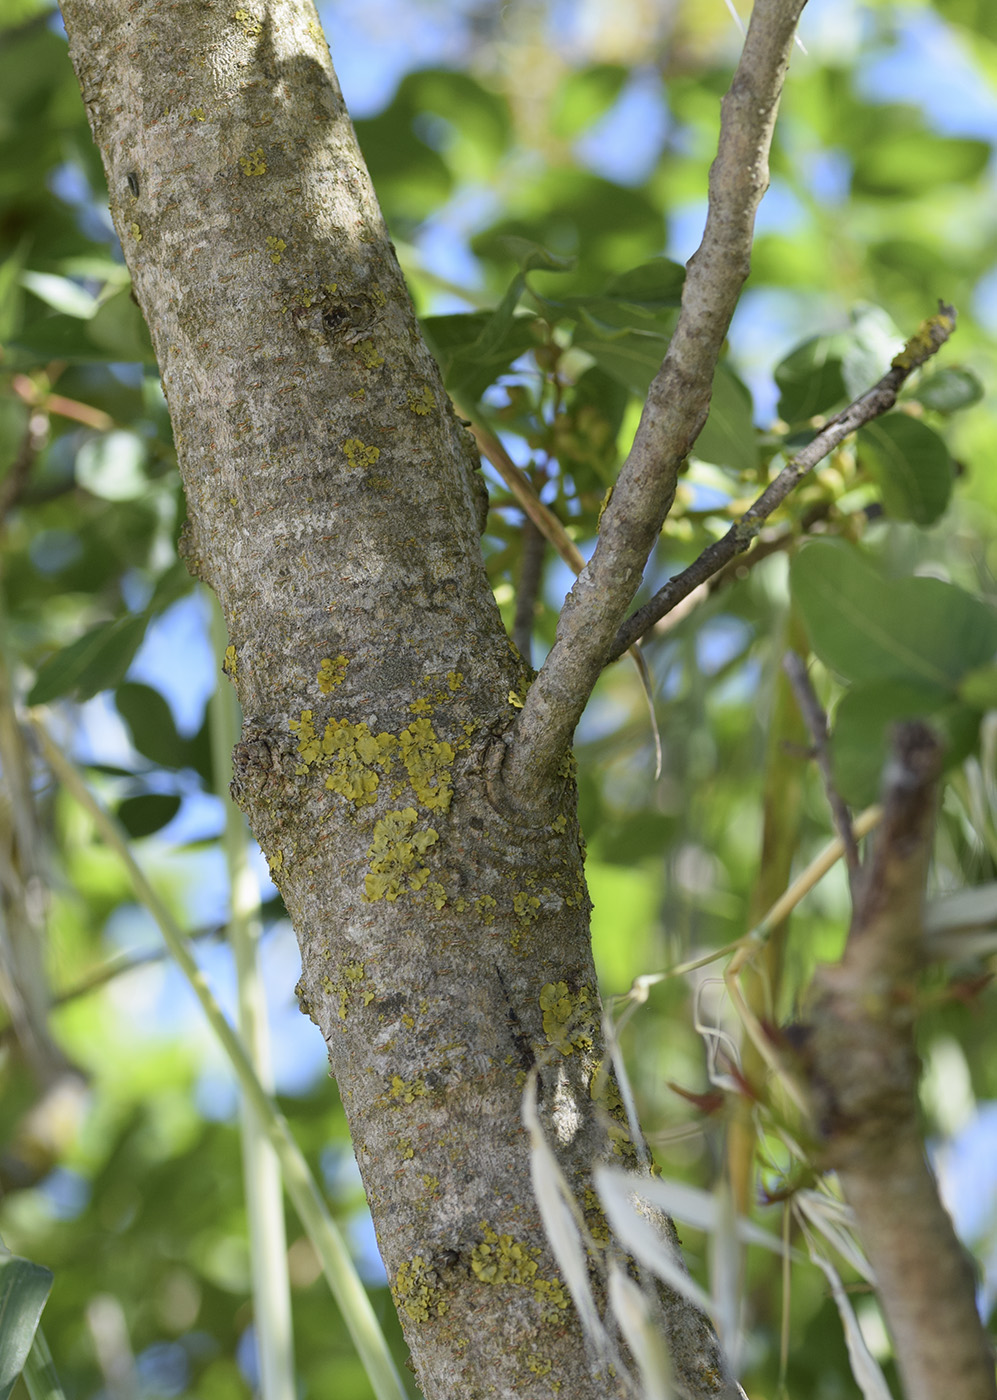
[853,130,989,197]
[858,413,953,525]
[115,793,182,839]
[839,303,903,400]
[550,64,629,139]
[913,367,984,415]
[20,270,98,319]
[115,682,188,769]
[959,665,997,709]
[693,363,758,474]
[775,336,847,423]
[76,431,149,501]
[571,325,671,396]
[28,615,149,705]
[791,541,997,688]
[833,680,978,808]
[0,1254,53,1400]
[421,310,538,403]
[86,288,156,363]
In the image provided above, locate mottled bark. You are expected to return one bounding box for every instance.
[57,3,730,1397]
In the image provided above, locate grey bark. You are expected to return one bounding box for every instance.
[57,3,734,1397]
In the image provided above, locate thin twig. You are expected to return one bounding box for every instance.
[611,304,956,659]
[512,517,545,666]
[782,651,860,880]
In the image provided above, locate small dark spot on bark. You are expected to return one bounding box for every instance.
[126,171,139,196]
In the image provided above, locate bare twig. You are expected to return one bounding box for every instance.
[512,517,545,665]
[499,0,808,814]
[782,650,859,880]
[610,304,956,659]
[806,723,997,1400]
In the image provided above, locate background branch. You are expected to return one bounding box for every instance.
[806,722,997,1400]
[498,0,808,814]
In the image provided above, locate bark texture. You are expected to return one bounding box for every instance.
[58,3,731,1397]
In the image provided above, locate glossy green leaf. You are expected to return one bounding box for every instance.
[115,792,182,839]
[858,413,953,525]
[913,367,985,415]
[28,615,149,705]
[115,682,188,769]
[693,363,757,474]
[775,336,847,423]
[833,680,978,808]
[0,1254,53,1400]
[791,541,997,688]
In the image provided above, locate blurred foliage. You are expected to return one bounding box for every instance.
[1,1,997,1397]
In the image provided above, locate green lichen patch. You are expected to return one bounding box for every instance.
[406,385,434,415]
[471,1225,570,1324]
[328,960,375,1020]
[388,1074,428,1103]
[317,654,348,693]
[394,1255,447,1322]
[265,236,286,263]
[238,146,266,176]
[354,339,385,369]
[342,438,380,470]
[290,710,398,806]
[365,808,439,902]
[539,982,597,1055]
[399,718,454,812]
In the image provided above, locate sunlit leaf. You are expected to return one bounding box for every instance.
[913,367,984,415]
[28,615,150,705]
[693,363,757,473]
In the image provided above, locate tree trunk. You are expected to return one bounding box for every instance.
[58,3,732,1396]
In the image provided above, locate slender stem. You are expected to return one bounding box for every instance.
[781,650,859,881]
[29,714,408,1400]
[611,305,956,659]
[209,596,296,1400]
[512,517,545,666]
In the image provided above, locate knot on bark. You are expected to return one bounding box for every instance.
[230,724,292,807]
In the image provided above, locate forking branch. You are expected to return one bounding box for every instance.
[495,0,808,815]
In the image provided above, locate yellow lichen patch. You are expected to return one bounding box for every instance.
[399,718,454,812]
[265,236,286,263]
[582,1186,611,1245]
[222,644,238,678]
[394,1256,447,1323]
[539,981,597,1055]
[365,808,439,902]
[233,7,262,35]
[388,1074,427,1103]
[471,1226,570,1323]
[406,385,434,416]
[398,1137,415,1160]
[238,147,266,176]
[446,671,463,691]
[512,892,540,923]
[269,849,283,875]
[342,438,380,470]
[526,1355,552,1378]
[190,107,206,121]
[507,689,525,709]
[409,696,433,716]
[354,339,385,369]
[426,881,447,910]
[317,654,348,693]
[329,961,373,1020]
[422,1174,439,1193]
[130,223,142,241]
[475,894,497,925]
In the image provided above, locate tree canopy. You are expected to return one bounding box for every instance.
[1,2,996,1399]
